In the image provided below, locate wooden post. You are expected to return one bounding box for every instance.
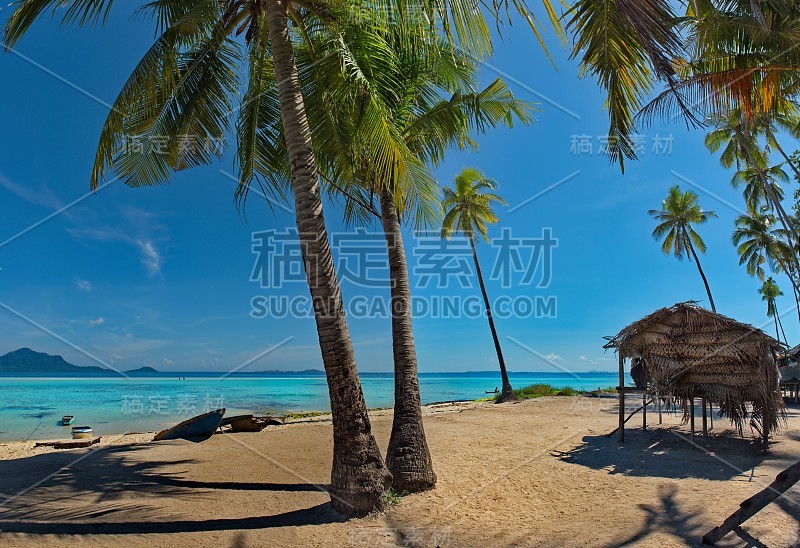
[618,352,625,443]
[708,399,713,431]
[690,398,695,445]
[703,459,800,545]
[642,393,647,431]
[701,397,708,437]
[657,391,662,424]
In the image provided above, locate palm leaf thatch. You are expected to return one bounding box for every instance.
[605,302,786,438]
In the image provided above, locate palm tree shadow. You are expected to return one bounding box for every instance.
[0,503,343,535]
[0,442,343,534]
[612,484,705,546]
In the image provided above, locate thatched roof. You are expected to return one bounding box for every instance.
[605,302,785,436]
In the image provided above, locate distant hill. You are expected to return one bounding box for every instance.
[0,348,107,373]
[251,369,325,375]
[126,366,159,374]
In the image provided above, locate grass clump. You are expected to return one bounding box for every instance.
[382,488,407,507]
[282,411,330,420]
[491,383,582,401]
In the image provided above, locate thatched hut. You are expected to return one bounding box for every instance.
[605,302,785,444]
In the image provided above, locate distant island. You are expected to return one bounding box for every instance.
[125,366,160,374]
[0,348,108,373]
[0,348,163,374]
[251,369,325,375]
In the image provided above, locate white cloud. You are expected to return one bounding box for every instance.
[163,358,174,365]
[68,207,168,278]
[579,355,588,361]
[75,278,93,292]
[88,317,105,327]
[543,353,564,361]
[136,240,163,276]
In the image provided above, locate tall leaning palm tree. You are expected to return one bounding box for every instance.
[649,186,718,313]
[442,168,515,403]
[4,0,393,515]
[759,277,787,346]
[281,23,532,490]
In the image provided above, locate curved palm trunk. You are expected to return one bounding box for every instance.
[264,0,390,516]
[776,310,788,347]
[380,188,436,492]
[469,236,515,402]
[687,239,717,313]
[768,129,800,183]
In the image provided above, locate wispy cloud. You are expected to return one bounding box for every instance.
[0,173,62,210]
[543,352,564,361]
[88,317,105,327]
[74,278,93,292]
[136,240,162,276]
[67,207,168,278]
[1,172,168,278]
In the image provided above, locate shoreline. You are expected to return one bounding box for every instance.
[0,400,478,459]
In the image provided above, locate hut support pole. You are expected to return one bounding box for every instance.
[702,397,708,437]
[690,398,695,445]
[657,391,662,425]
[618,352,625,443]
[709,400,713,430]
[642,393,647,431]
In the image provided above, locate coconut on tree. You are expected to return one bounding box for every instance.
[442,168,516,403]
[649,186,718,312]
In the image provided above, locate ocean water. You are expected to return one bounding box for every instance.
[0,371,623,442]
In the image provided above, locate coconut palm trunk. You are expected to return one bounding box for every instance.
[468,236,515,402]
[379,188,437,492]
[777,311,788,346]
[264,0,390,516]
[687,239,717,313]
[767,129,800,183]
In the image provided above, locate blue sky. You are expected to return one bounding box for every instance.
[0,6,797,373]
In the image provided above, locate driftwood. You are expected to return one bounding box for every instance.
[702,459,800,544]
[35,437,101,450]
[219,415,284,433]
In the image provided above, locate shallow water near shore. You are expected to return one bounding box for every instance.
[0,371,623,441]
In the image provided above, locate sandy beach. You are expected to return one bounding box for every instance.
[0,397,798,547]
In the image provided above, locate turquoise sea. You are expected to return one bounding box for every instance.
[0,371,625,442]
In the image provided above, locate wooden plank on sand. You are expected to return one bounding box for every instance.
[702,459,800,545]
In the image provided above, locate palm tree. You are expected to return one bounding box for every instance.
[442,168,515,403]
[573,0,800,180]
[759,277,788,345]
[295,26,533,489]
[733,206,779,281]
[5,0,394,515]
[649,186,718,312]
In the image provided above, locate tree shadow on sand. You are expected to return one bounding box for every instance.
[556,427,770,481]
[611,484,706,546]
[0,443,344,535]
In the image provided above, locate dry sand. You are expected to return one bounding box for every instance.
[0,397,798,547]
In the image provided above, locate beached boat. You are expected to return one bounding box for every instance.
[71,426,93,439]
[219,414,284,433]
[61,415,74,426]
[153,408,226,442]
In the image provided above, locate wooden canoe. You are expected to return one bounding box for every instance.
[154,409,225,442]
